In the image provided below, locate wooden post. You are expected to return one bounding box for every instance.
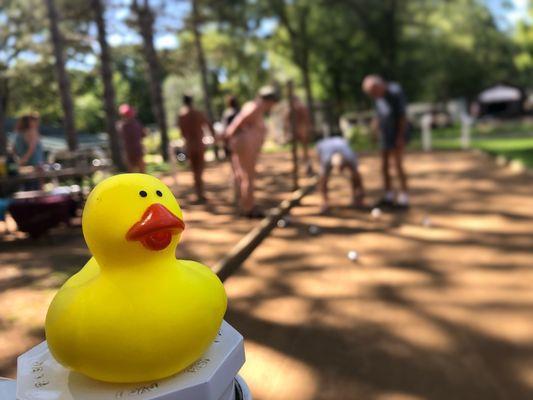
[421,113,432,152]
[91,0,126,171]
[461,113,472,150]
[214,176,318,282]
[0,77,6,157]
[287,81,299,191]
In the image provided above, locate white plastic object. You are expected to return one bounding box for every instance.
[17,321,245,400]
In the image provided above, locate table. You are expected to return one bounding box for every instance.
[0,165,111,197]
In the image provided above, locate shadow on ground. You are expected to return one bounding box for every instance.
[0,151,532,400]
[222,151,533,400]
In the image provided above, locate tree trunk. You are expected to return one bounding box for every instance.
[284,5,316,139]
[287,80,299,190]
[297,9,316,138]
[0,76,7,157]
[300,50,316,138]
[191,0,214,124]
[44,0,78,151]
[384,0,398,78]
[91,0,126,171]
[191,0,219,159]
[132,0,169,162]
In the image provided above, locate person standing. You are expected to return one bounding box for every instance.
[13,113,45,191]
[14,113,44,168]
[284,95,313,175]
[177,94,215,204]
[116,104,145,173]
[221,95,240,159]
[222,95,240,129]
[362,75,409,208]
[225,86,278,218]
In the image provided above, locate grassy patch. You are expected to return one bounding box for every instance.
[146,162,172,174]
[411,135,533,168]
[473,138,533,168]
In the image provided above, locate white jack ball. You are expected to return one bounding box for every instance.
[277,219,288,228]
[371,207,382,219]
[347,250,359,261]
[308,225,321,236]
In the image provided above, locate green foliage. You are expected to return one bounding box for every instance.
[75,91,104,133]
[513,2,533,85]
[7,60,62,122]
[346,125,375,152]
[203,29,270,112]
[112,45,155,125]
[163,73,202,130]
[2,0,533,140]
[2,0,101,133]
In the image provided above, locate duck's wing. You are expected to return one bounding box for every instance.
[62,257,101,288]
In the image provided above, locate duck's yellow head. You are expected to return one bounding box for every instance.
[82,174,184,266]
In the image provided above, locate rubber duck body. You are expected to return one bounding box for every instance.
[45,174,227,383]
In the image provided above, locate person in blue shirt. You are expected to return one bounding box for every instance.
[14,113,44,168]
[362,75,410,209]
[13,113,45,191]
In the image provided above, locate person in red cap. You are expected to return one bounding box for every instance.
[116,104,146,173]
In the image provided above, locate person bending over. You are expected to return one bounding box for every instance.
[316,135,365,214]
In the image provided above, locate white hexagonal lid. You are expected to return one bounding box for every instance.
[17,321,244,400]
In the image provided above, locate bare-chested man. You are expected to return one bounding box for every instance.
[284,96,313,174]
[177,94,215,203]
[225,86,278,218]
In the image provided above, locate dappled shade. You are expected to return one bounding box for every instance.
[1,151,532,399]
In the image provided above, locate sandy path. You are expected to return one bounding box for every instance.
[1,150,532,400]
[224,151,533,400]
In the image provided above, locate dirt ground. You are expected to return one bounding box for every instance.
[1,150,532,400]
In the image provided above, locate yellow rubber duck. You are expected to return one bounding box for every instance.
[45,174,227,383]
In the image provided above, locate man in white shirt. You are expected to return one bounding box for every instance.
[316,135,365,214]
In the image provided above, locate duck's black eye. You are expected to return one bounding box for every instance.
[156,190,163,197]
[139,190,147,198]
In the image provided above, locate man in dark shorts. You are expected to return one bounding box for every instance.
[362,75,409,208]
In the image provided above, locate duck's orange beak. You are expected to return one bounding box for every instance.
[126,203,185,251]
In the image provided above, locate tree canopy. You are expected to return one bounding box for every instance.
[0,0,531,134]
